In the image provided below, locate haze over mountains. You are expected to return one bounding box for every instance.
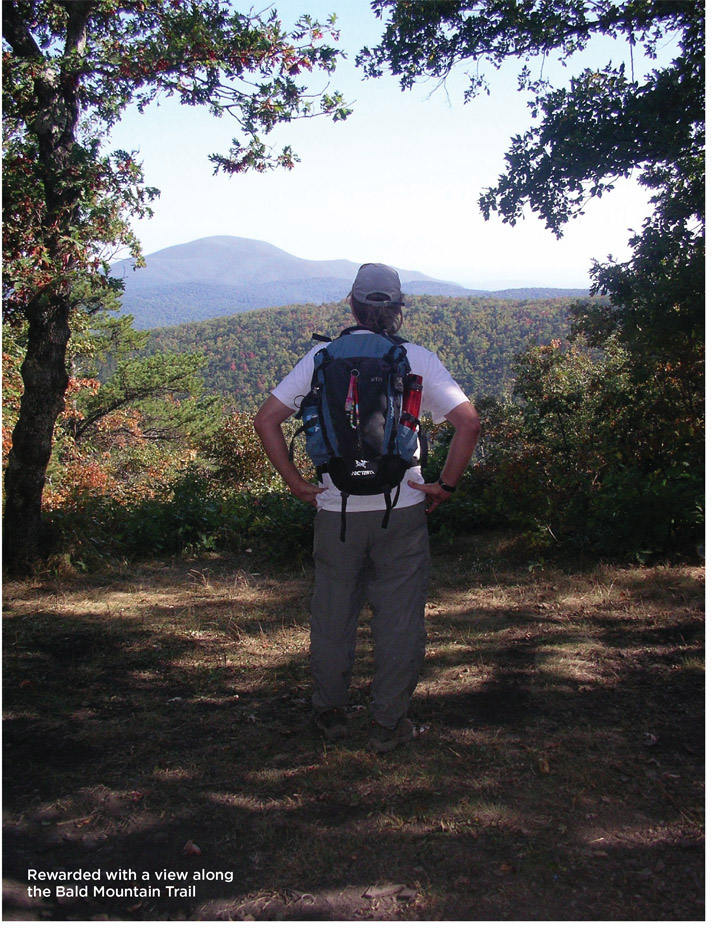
[111,236,589,330]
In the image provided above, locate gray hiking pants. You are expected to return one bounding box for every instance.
[310,502,430,727]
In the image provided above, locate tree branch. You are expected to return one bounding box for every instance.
[62,1,94,57]
[2,2,43,59]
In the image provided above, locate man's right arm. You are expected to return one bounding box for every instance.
[253,395,325,507]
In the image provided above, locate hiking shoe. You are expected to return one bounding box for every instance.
[315,708,348,739]
[369,717,415,753]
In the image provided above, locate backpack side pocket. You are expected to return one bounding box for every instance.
[300,392,330,466]
[396,420,420,464]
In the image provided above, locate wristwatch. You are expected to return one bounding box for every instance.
[438,478,457,493]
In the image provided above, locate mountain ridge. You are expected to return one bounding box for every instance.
[111,236,589,329]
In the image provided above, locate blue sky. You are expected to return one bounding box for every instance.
[108,1,668,290]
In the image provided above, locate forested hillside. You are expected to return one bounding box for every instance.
[147,294,580,409]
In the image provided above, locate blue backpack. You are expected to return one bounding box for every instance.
[290,327,426,540]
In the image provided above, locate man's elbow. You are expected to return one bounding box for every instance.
[469,409,482,445]
[450,402,481,443]
[253,406,267,438]
[254,395,292,439]
[462,418,481,452]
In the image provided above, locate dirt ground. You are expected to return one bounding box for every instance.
[2,546,705,921]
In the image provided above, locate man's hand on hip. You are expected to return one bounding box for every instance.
[407,479,452,514]
[289,478,326,508]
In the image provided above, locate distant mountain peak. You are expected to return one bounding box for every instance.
[111,236,588,330]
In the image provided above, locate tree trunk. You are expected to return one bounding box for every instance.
[2,4,89,573]
[3,296,71,571]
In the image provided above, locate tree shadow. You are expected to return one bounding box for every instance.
[2,563,704,921]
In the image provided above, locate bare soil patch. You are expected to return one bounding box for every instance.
[3,537,704,920]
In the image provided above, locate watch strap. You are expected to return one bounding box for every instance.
[438,478,457,493]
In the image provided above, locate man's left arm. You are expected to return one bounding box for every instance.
[407,400,481,514]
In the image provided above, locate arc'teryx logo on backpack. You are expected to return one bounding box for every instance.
[352,460,376,477]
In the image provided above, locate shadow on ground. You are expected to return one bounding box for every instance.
[2,555,704,921]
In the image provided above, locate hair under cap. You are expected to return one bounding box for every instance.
[350,263,402,305]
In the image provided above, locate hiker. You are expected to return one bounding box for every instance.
[254,263,480,751]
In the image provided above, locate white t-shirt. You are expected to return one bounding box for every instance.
[272,331,469,512]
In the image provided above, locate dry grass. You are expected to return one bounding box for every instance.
[2,536,704,921]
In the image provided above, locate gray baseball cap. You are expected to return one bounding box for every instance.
[350,263,402,305]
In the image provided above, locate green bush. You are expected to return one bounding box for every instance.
[448,340,704,561]
[45,464,315,568]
